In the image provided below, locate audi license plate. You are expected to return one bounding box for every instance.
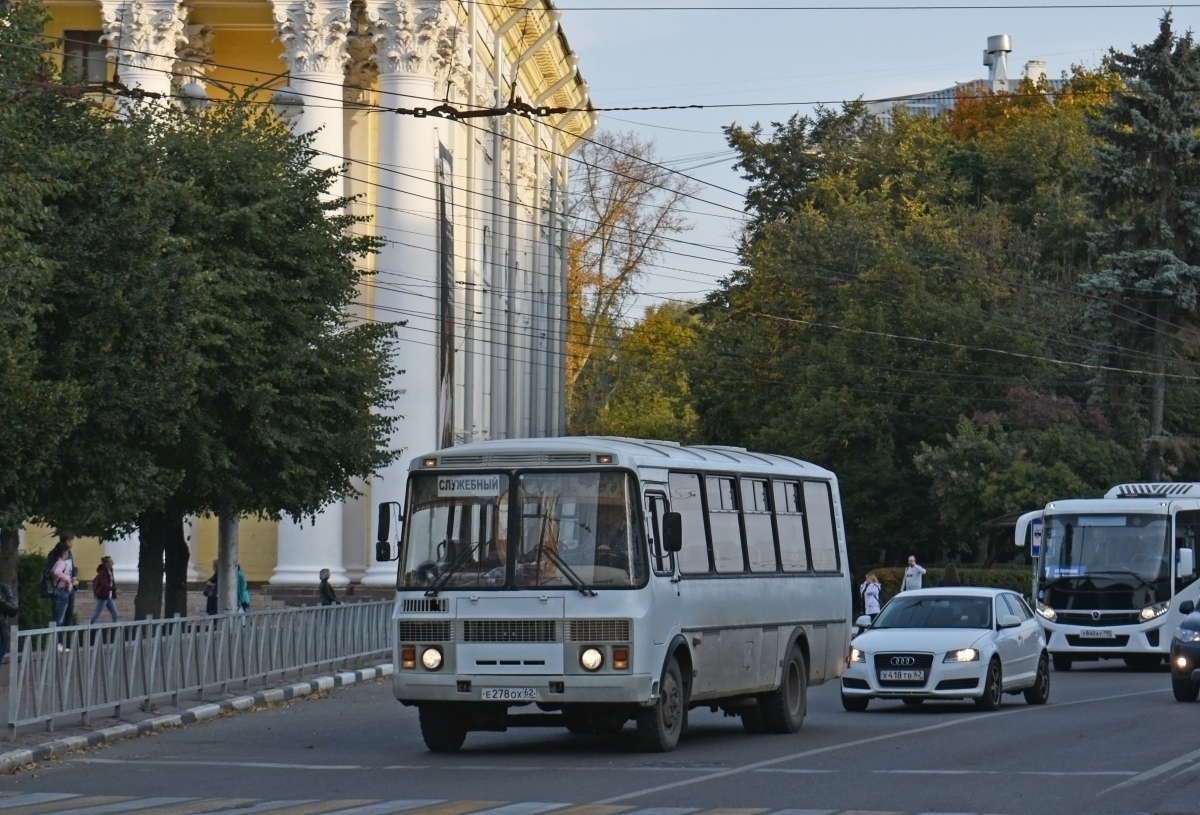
[1080,628,1115,639]
[480,687,538,701]
[879,670,925,681]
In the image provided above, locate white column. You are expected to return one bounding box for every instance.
[360,0,455,585]
[100,0,188,103]
[268,0,353,587]
[104,534,141,583]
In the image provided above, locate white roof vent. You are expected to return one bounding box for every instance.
[1104,483,1200,499]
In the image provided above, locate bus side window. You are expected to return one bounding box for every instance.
[773,480,809,572]
[669,472,710,574]
[706,476,746,573]
[741,478,777,572]
[646,494,672,575]
[803,481,840,573]
[1176,510,1200,589]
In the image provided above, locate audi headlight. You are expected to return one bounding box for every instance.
[849,647,865,664]
[1140,602,1170,622]
[944,648,980,663]
[1175,628,1200,643]
[580,647,603,671]
[421,647,443,671]
[1036,602,1057,622]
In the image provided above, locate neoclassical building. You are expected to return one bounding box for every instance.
[37,0,594,586]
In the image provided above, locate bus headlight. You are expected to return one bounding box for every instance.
[1175,628,1200,643]
[1140,602,1170,622]
[421,647,443,671]
[580,647,603,671]
[1036,602,1057,622]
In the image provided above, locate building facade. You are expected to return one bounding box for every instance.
[37,0,595,586]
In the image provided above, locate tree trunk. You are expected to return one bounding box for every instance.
[0,527,20,600]
[218,514,239,614]
[1148,300,1168,481]
[163,515,190,619]
[134,512,167,620]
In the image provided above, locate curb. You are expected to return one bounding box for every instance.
[0,662,394,774]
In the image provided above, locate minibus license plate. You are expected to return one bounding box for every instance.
[481,687,538,701]
[879,670,925,681]
[1080,628,1114,639]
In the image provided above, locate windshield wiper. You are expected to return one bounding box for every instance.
[541,546,597,597]
[1084,569,1161,592]
[425,540,485,597]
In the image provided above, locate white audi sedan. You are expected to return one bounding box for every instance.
[841,587,1050,711]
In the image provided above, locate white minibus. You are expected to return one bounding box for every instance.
[375,436,853,752]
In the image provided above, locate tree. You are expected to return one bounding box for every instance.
[1084,13,1200,480]
[566,131,696,432]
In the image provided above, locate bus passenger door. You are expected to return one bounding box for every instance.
[646,492,681,645]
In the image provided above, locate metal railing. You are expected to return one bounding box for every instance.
[7,600,395,734]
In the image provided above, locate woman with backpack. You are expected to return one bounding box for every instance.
[89,556,120,624]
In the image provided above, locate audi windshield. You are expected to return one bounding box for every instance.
[400,471,648,590]
[1039,513,1170,608]
[872,596,993,630]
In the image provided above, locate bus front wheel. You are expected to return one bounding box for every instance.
[637,657,685,752]
[419,703,468,753]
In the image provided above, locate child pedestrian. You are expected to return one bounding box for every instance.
[318,569,341,606]
[89,556,120,623]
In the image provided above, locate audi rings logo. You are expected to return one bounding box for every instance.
[1092,610,1102,621]
[890,656,916,666]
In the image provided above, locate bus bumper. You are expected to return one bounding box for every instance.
[1041,622,1166,657]
[393,672,658,705]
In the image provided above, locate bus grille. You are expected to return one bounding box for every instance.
[568,620,631,642]
[402,598,448,613]
[1056,611,1140,626]
[398,621,453,642]
[462,620,559,643]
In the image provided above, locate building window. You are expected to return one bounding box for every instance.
[63,30,109,84]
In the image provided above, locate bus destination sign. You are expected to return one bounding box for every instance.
[438,475,502,498]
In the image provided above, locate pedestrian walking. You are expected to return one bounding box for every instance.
[89,556,120,623]
[236,564,250,613]
[203,560,218,615]
[860,572,882,619]
[939,562,961,587]
[318,569,341,606]
[50,546,74,639]
[0,580,18,664]
[901,555,926,592]
[45,531,78,625]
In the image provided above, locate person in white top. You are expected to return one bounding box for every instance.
[860,572,882,618]
[902,555,926,592]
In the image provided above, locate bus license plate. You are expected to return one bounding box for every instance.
[481,687,538,701]
[1080,629,1115,639]
[879,670,925,681]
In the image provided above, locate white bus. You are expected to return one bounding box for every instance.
[1015,482,1199,671]
[375,437,852,752]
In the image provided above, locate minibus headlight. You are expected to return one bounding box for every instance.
[1140,602,1170,622]
[1036,602,1056,622]
[421,647,443,670]
[580,647,603,671]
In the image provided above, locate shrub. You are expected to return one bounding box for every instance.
[17,552,53,631]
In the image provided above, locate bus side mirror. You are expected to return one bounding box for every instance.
[376,501,403,562]
[663,512,683,553]
[1180,600,1196,615]
[1179,548,1195,579]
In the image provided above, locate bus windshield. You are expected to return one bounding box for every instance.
[400,470,647,590]
[1039,513,1171,608]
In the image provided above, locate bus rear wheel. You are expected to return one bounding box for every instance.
[758,645,807,733]
[418,703,468,753]
[637,656,684,752]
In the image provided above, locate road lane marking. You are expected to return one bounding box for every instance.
[763,810,835,815]
[0,799,129,815]
[316,803,446,815]
[46,799,192,815]
[623,809,697,815]
[0,798,83,811]
[72,760,363,771]
[752,769,834,774]
[187,803,316,815]
[249,802,374,815]
[465,805,568,815]
[551,807,632,815]
[594,687,1167,804]
[694,809,765,815]
[1101,744,1200,793]
[398,802,505,815]
[122,801,257,815]
[841,811,903,815]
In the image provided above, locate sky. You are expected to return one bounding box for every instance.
[554,2,1196,317]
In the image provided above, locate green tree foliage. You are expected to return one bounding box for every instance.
[590,303,700,442]
[1084,13,1200,480]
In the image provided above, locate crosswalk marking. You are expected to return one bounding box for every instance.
[398,803,504,815]
[0,798,130,815]
[0,798,84,811]
[766,811,836,815]
[123,801,258,815]
[47,798,192,815]
[696,809,766,815]
[252,802,375,815]
[195,803,318,815]
[466,805,568,815]
[552,806,632,815]
[318,802,446,815]
[624,808,697,815]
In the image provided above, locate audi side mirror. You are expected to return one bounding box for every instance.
[1181,600,1196,615]
[998,614,1022,629]
[855,614,873,629]
[663,512,683,553]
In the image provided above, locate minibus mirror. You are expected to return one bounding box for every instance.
[1179,548,1196,579]
[663,512,683,552]
[998,614,1022,629]
[375,540,392,563]
[1180,600,1196,616]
